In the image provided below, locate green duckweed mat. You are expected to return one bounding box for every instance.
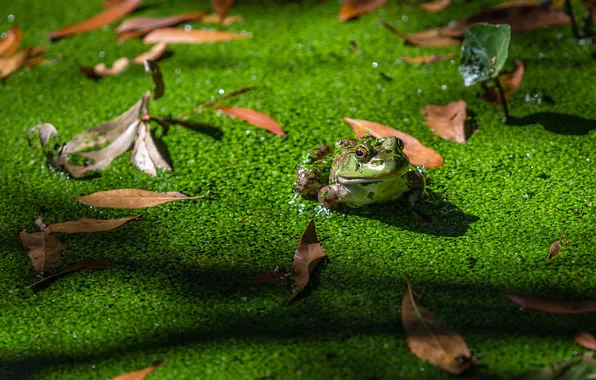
[0,0,595,378]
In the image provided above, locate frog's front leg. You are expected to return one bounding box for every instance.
[318,184,348,210]
[294,144,331,198]
[406,171,427,207]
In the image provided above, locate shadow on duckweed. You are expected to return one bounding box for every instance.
[508,112,596,135]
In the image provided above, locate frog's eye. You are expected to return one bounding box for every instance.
[355,146,369,161]
[395,138,405,150]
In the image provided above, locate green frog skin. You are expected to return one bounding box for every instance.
[295,136,425,209]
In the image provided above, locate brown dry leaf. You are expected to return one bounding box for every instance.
[48,0,142,40]
[131,122,171,175]
[482,60,525,105]
[290,220,326,302]
[19,220,67,275]
[339,0,387,21]
[0,47,46,79]
[402,280,474,375]
[418,0,451,12]
[81,57,130,79]
[112,361,164,380]
[547,240,562,261]
[422,100,468,144]
[249,268,287,285]
[217,107,286,137]
[143,28,249,44]
[211,0,235,20]
[402,53,455,64]
[342,117,444,169]
[575,332,596,350]
[0,26,23,57]
[104,0,126,7]
[202,14,243,25]
[507,292,596,314]
[77,189,202,209]
[116,12,207,41]
[47,215,140,233]
[439,1,570,37]
[65,96,144,153]
[132,42,167,64]
[383,23,460,47]
[28,259,113,292]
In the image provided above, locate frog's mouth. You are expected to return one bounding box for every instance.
[336,172,400,184]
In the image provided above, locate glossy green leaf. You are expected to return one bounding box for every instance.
[459,23,511,86]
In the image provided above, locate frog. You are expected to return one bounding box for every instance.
[294,136,426,209]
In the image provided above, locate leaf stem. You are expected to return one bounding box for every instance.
[493,76,509,121]
[565,0,581,39]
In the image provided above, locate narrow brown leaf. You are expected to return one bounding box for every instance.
[211,0,235,20]
[65,96,144,153]
[290,220,326,302]
[81,57,130,79]
[28,259,113,292]
[575,332,596,350]
[0,26,23,57]
[507,292,596,314]
[202,14,243,25]
[112,361,164,380]
[48,0,142,40]
[547,241,562,261]
[402,280,473,375]
[116,12,207,33]
[339,0,387,21]
[383,23,460,47]
[104,0,126,7]
[418,0,451,12]
[77,189,202,209]
[422,100,468,144]
[0,47,46,79]
[249,268,287,285]
[217,107,286,137]
[142,28,249,44]
[19,223,67,275]
[402,53,455,64]
[47,215,140,233]
[144,60,164,100]
[132,42,167,64]
[482,60,525,105]
[191,86,257,113]
[342,117,444,169]
[439,1,570,37]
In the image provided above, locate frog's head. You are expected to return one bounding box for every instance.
[334,136,410,184]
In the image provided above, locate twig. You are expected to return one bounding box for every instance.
[565,0,581,38]
[179,86,259,118]
[493,76,509,120]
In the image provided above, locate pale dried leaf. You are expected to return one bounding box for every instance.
[112,361,164,380]
[82,57,130,78]
[19,225,67,275]
[290,220,326,302]
[131,122,157,176]
[339,0,387,21]
[28,259,113,292]
[402,53,456,64]
[202,14,243,25]
[217,107,286,137]
[575,332,596,350]
[143,28,249,44]
[383,23,460,47]
[507,292,596,314]
[76,189,202,209]
[418,0,451,12]
[342,117,444,168]
[27,123,60,146]
[0,26,23,57]
[143,123,171,171]
[547,241,561,261]
[132,42,167,64]
[65,96,144,153]
[47,215,140,233]
[402,280,473,375]
[48,0,143,40]
[422,100,468,144]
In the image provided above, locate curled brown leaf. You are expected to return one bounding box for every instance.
[547,240,562,261]
[418,0,451,12]
[507,292,596,314]
[132,42,167,64]
[342,117,444,169]
[290,220,326,303]
[47,215,140,233]
[28,259,113,292]
[575,332,596,350]
[81,57,130,79]
[48,0,143,40]
[0,26,23,57]
[402,280,473,375]
[482,60,525,105]
[422,100,468,144]
[19,220,67,275]
[112,361,164,380]
[211,0,235,20]
[217,107,286,137]
[383,23,460,47]
[0,46,46,79]
[116,12,207,41]
[402,53,455,65]
[131,122,171,175]
[143,28,249,44]
[76,189,202,209]
[339,0,387,21]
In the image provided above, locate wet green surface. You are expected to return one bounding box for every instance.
[0,0,595,379]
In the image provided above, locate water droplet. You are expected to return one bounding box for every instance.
[417,88,423,94]
[401,15,409,22]
[218,88,225,95]
[184,24,192,31]
[175,68,181,74]
[98,51,105,58]
[441,85,447,90]
[7,14,15,23]
[372,62,378,68]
